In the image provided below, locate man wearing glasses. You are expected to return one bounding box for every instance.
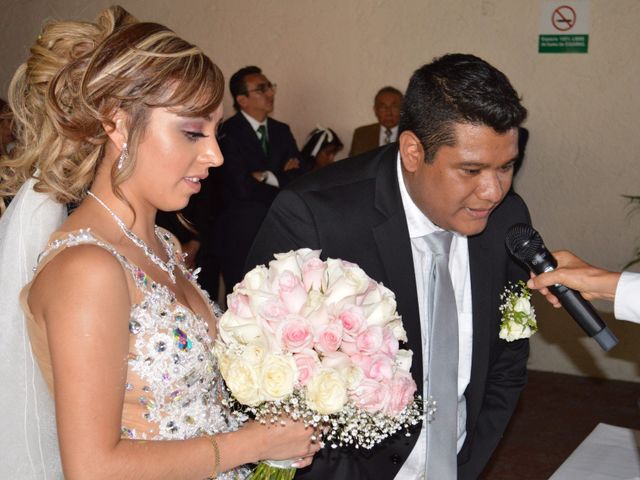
[213,66,301,295]
[349,86,403,157]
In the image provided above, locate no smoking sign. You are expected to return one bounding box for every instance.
[539,1,590,54]
[552,5,577,32]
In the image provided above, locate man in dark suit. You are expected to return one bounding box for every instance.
[349,86,403,156]
[246,54,531,479]
[217,65,301,294]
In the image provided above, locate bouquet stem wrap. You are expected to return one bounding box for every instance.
[249,459,296,480]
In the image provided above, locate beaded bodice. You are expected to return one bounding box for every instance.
[35,229,248,479]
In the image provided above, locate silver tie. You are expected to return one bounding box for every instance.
[384,127,392,144]
[423,231,458,479]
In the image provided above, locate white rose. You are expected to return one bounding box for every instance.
[499,321,532,342]
[363,292,399,327]
[299,289,325,317]
[324,263,370,305]
[296,248,322,264]
[216,349,232,378]
[340,364,364,390]
[305,368,348,414]
[269,250,304,280]
[244,290,277,317]
[242,340,268,365]
[225,358,262,406]
[218,311,263,345]
[260,353,297,401]
[387,319,408,342]
[322,258,346,290]
[514,297,532,316]
[241,265,270,292]
[395,349,413,372]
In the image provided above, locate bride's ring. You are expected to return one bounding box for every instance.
[310,434,317,443]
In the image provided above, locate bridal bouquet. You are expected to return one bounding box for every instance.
[215,249,422,480]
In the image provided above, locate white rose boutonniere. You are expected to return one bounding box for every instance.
[499,280,538,341]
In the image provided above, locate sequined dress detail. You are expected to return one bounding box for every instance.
[34,229,249,479]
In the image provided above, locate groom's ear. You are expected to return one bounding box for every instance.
[399,130,425,173]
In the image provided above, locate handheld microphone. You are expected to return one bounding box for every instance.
[505,223,618,352]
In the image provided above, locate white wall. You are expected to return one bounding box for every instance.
[1,0,638,381]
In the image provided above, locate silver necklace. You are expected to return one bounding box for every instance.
[87,191,177,283]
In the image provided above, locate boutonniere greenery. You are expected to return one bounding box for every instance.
[499,280,538,341]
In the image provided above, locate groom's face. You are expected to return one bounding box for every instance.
[402,122,518,236]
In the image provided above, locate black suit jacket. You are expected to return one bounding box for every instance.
[246,144,531,480]
[219,112,300,209]
[217,112,300,292]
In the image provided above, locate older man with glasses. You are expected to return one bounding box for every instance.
[194,65,302,297]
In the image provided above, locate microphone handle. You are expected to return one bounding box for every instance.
[549,284,619,351]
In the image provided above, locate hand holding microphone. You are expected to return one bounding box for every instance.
[505,224,618,351]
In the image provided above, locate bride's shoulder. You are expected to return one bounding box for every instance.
[33,229,128,295]
[27,233,130,326]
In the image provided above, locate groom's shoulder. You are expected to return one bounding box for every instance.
[495,191,530,218]
[288,145,394,195]
[480,191,531,241]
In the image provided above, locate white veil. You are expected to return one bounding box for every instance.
[0,178,66,478]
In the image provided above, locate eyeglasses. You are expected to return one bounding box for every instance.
[246,82,277,95]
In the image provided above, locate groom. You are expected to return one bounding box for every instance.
[246,53,531,480]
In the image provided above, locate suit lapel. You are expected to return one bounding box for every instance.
[466,234,493,407]
[265,118,281,171]
[237,113,269,164]
[371,148,423,392]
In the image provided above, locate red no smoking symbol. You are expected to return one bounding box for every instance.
[552,5,576,31]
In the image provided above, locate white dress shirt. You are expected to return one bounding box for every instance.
[241,110,279,187]
[379,125,399,145]
[614,271,640,324]
[394,154,473,480]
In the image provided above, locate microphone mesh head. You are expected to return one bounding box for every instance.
[505,223,544,263]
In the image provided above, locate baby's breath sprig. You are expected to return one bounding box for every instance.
[224,389,423,451]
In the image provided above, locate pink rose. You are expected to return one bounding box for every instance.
[294,349,320,386]
[380,326,399,357]
[337,305,366,340]
[315,321,343,354]
[278,271,308,314]
[356,326,384,355]
[365,353,394,381]
[351,378,390,413]
[279,317,313,353]
[339,337,358,355]
[355,279,380,305]
[301,257,326,291]
[227,293,253,318]
[385,370,417,416]
[258,299,289,333]
[349,353,372,373]
[321,351,351,370]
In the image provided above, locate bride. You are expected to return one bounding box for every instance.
[0,6,319,479]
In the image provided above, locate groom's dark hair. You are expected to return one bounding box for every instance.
[399,53,527,163]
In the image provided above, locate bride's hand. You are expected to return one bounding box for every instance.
[240,418,322,467]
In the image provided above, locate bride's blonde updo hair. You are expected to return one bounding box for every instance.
[0,5,224,206]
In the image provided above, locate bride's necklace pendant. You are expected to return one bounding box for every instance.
[87,191,177,283]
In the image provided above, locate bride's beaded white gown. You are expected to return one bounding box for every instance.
[20,228,249,479]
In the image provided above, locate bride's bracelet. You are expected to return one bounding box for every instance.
[207,435,221,479]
